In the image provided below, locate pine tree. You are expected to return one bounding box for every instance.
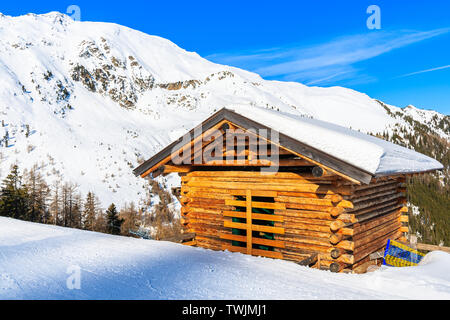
[83,191,101,231]
[49,180,61,225]
[24,164,50,223]
[61,182,79,227]
[0,165,29,219]
[106,203,124,235]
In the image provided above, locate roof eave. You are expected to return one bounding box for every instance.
[133,108,380,184]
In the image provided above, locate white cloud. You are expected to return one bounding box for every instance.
[396,64,450,78]
[206,28,450,86]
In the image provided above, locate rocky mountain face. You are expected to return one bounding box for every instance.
[0,12,448,243]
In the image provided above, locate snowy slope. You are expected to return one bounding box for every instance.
[0,217,449,300]
[0,12,447,208]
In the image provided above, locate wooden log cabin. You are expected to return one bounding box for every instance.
[133,107,443,273]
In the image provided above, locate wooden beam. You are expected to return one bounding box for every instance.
[224,221,285,234]
[246,189,252,255]
[220,233,285,248]
[225,199,286,210]
[223,210,284,222]
[415,243,450,253]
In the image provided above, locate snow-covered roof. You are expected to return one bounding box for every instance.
[134,106,443,183]
[228,105,443,176]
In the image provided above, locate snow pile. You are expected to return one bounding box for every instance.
[1,217,449,300]
[228,105,444,175]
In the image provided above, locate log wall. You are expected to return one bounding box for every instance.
[179,170,408,273]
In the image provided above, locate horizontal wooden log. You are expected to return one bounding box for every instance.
[351,186,401,204]
[277,192,343,202]
[199,158,313,167]
[275,209,333,221]
[353,221,402,248]
[219,233,286,248]
[352,209,402,237]
[184,180,353,195]
[222,244,283,259]
[280,228,331,239]
[224,221,285,234]
[415,243,450,253]
[353,230,402,262]
[223,210,284,222]
[353,179,399,191]
[227,189,278,198]
[352,203,403,223]
[182,192,234,200]
[284,202,344,213]
[349,193,405,212]
[351,198,403,216]
[275,196,353,208]
[182,186,278,198]
[225,199,286,210]
[162,164,193,173]
[183,176,335,185]
[278,235,333,248]
[186,170,332,180]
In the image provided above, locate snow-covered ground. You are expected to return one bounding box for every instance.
[1,217,449,300]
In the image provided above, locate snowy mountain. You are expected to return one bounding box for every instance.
[0,12,448,209]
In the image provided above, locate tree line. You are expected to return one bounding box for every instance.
[0,164,142,236]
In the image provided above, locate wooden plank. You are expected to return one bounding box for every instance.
[184,180,353,195]
[220,233,286,248]
[222,244,283,259]
[227,190,278,198]
[187,170,337,180]
[275,195,353,208]
[275,209,333,221]
[183,176,336,185]
[277,191,343,203]
[349,193,405,212]
[225,199,286,210]
[416,243,450,253]
[223,210,284,222]
[246,189,252,254]
[224,221,285,234]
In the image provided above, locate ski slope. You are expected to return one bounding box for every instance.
[1,217,449,300]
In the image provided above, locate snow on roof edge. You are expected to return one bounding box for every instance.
[225,105,444,176]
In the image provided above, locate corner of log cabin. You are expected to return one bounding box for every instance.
[177,165,410,273]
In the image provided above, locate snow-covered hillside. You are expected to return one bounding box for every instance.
[0,217,449,299]
[0,12,448,208]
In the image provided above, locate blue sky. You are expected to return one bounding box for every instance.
[2,0,450,114]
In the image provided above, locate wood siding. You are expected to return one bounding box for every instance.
[180,170,408,273]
